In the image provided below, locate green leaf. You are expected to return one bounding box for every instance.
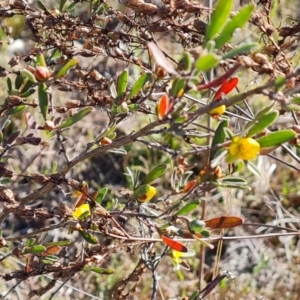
[20,88,36,98]
[222,43,259,59]
[170,78,185,98]
[116,70,128,98]
[96,187,108,204]
[205,0,233,42]
[134,184,152,198]
[6,105,25,115]
[175,200,199,216]
[84,266,115,275]
[24,245,46,254]
[143,164,167,184]
[20,69,37,83]
[246,111,279,137]
[256,130,296,148]
[25,238,36,247]
[57,107,93,129]
[177,52,192,71]
[7,77,12,94]
[36,53,47,67]
[45,240,71,247]
[79,230,98,244]
[214,4,255,49]
[66,2,77,12]
[189,290,200,300]
[59,0,67,11]
[15,74,24,89]
[195,53,220,72]
[38,83,48,120]
[274,76,286,92]
[56,58,79,79]
[211,120,228,160]
[291,97,300,105]
[128,73,151,99]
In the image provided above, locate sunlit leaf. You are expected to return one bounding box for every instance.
[256,130,296,148]
[96,187,108,204]
[170,78,185,97]
[205,216,243,229]
[24,245,46,254]
[222,43,259,59]
[143,164,167,184]
[128,73,151,99]
[195,53,220,72]
[6,105,25,115]
[57,107,93,129]
[45,240,71,247]
[205,0,233,42]
[246,111,278,137]
[175,200,199,216]
[25,238,36,247]
[214,4,255,49]
[116,70,128,98]
[161,235,188,252]
[20,69,37,83]
[56,58,79,79]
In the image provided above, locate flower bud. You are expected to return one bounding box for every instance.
[34,66,51,81]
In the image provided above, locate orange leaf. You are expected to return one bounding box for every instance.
[42,245,60,256]
[183,180,196,193]
[161,235,188,253]
[157,94,172,120]
[213,77,238,101]
[205,216,243,229]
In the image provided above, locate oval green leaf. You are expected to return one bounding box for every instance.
[57,107,93,129]
[6,105,25,115]
[116,70,128,98]
[246,111,279,137]
[143,164,167,184]
[128,73,151,99]
[211,120,228,160]
[56,58,79,79]
[38,82,48,120]
[222,43,259,59]
[256,130,296,148]
[195,53,220,72]
[88,267,115,275]
[24,245,46,254]
[96,187,108,204]
[45,240,71,247]
[175,200,199,216]
[215,4,255,49]
[79,230,98,244]
[205,0,233,42]
[170,78,185,97]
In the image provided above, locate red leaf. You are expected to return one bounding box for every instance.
[157,94,172,120]
[213,77,238,101]
[183,180,196,193]
[161,235,188,252]
[205,216,243,229]
[197,64,240,91]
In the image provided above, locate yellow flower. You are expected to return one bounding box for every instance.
[209,104,226,117]
[228,137,260,161]
[137,185,157,203]
[72,204,91,219]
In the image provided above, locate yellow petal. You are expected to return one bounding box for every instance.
[72,204,91,219]
[229,137,260,161]
[209,105,226,117]
[137,186,157,202]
